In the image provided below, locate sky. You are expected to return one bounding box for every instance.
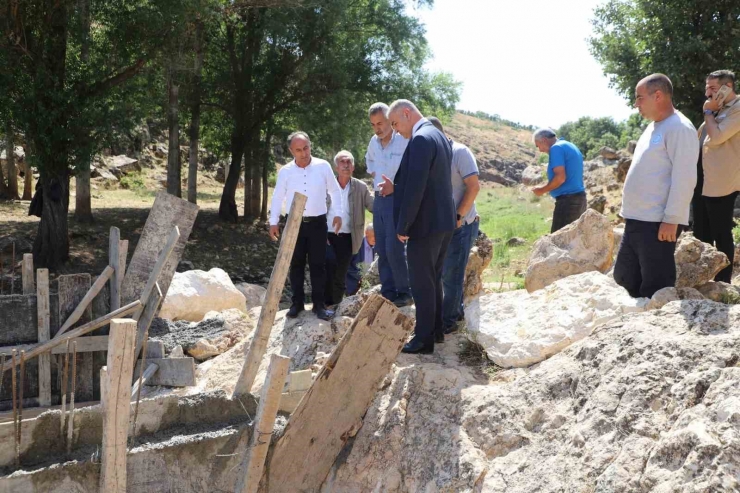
[414,0,636,128]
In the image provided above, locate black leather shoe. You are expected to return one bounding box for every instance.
[313,307,334,321]
[393,294,413,308]
[287,304,304,318]
[435,332,444,343]
[401,339,434,354]
[443,324,458,335]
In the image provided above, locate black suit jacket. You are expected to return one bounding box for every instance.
[393,121,456,238]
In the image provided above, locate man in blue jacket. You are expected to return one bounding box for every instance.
[380,99,456,354]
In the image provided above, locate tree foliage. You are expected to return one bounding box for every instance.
[590,0,740,125]
[557,113,647,159]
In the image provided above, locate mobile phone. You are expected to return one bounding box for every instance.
[715,85,732,106]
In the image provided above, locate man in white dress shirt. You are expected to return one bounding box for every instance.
[366,102,412,307]
[269,131,343,320]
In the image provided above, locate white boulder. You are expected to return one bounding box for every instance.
[159,268,247,322]
[465,271,648,368]
[525,209,614,293]
[235,282,267,310]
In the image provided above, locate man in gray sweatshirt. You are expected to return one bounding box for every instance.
[614,74,699,298]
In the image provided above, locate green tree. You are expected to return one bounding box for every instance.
[1,0,184,268]
[557,114,648,158]
[590,0,740,126]
[203,0,459,222]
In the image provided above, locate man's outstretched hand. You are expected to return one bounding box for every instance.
[379,174,394,197]
[332,216,342,234]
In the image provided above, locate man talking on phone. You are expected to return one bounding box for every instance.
[614,74,699,298]
[692,70,740,282]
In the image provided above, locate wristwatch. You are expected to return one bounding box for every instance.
[704,109,714,116]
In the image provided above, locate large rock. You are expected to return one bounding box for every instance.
[675,233,730,288]
[364,258,380,288]
[696,281,740,303]
[159,268,247,322]
[463,233,493,302]
[520,165,544,186]
[647,286,704,310]
[615,157,631,182]
[587,194,606,213]
[325,300,740,492]
[105,154,141,176]
[465,271,648,368]
[598,146,619,160]
[235,282,267,310]
[525,209,614,293]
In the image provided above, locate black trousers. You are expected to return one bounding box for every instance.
[289,216,328,309]
[614,219,682,298]
[407,230,453,345]
[692,192,738,283]
[324,233,353,306]
[551,192,587,233]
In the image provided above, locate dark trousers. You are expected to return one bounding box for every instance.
[614,219,681,298]
[407,231,453,345]
[692,192,738,283]
[289,216,328,309]
[374,194,411,300]
[551,191,587,233]
[324,233,353,305]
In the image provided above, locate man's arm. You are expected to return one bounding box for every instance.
[704,106,740,146]
[662,125,699,234]
[396,135,434,237]
[364,183,374,213]
[324,164,343,232]
[457,175,480,223]
[365,143,375,177]
[533,167,566,196]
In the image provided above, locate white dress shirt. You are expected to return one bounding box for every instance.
[327,181,351,233]
[412,117,429,137]
[365,132,408,190]
[269,157,343,225]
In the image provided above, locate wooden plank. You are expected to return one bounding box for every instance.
[287,369,313,392]
[265,295,413,492]
[21,254,33,295]
[235,354,290,493]
[132,228,179,321]
[121,191,198,307]
[56,267,113,338]
[0,295,38,345]
[134,281,163,359]
[36,269,51,407]
[118,240,128,297]
[130,364,158,398]
[233,192,307,396]
[0,301,141,374]
[133,357,195,387]
[58,274,94,402]
[109,227,121,312]
[100,319,137,493]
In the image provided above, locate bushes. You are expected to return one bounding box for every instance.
[557,113,647,159]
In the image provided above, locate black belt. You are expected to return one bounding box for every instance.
[299,214,326,223]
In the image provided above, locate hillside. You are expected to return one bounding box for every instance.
[445,112,537,186]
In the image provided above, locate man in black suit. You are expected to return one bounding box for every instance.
[380,99,456,354]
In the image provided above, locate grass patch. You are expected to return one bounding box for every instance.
[476,186,553,287]
[119,172,146,193]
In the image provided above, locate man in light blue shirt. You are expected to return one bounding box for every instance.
[365,102,412,307]
[531,129,587,232]
[429,117,481,334]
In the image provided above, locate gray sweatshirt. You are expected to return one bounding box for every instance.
[620,110,698,225]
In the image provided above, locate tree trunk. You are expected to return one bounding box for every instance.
[74,163,93,222]
[74,0,93,220]
[260,132,271,222]
[33,168,70,269]
[244,143,253,219]
[187,20,204,205]
[0,150,8,198]
[22,161,32,200]
[250,149,261,218]
[219,126,246,222]
[6,123,19,200]
[166,73,181,198]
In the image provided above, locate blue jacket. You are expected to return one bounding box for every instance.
[393,121,456,238]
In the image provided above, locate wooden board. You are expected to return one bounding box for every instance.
[120,191,198,306]
[265,294,413,492]
[57,274,94,402]
[36,269,51,406]
[134,357,195,387]
[0,295,38,345]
